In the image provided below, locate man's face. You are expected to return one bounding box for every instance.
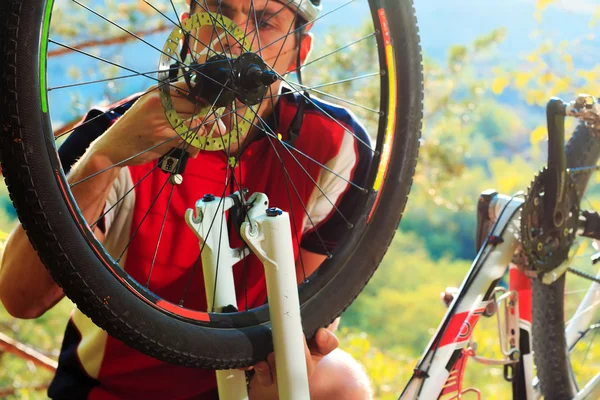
[186,0,307,147]
[190,0,300,77]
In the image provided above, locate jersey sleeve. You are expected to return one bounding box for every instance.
[300,120,373,255]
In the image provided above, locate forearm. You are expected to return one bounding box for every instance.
[0,150,120,318]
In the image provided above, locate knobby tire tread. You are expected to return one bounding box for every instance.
[0,0,422,368]
[532,123,600,399]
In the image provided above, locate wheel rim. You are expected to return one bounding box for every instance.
[40,0,402,328]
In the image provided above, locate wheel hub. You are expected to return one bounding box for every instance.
[156,12,278,151]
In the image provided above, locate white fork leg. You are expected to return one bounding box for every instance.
[186,194,249,400]
[242,207,310,400]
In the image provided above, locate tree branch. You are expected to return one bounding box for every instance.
[0,331,57,373]
[0,383,50,397]
[48,24,170,58]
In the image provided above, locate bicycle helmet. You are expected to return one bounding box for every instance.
[290,0,322,22]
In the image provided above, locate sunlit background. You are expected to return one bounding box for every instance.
[1,0,600,398]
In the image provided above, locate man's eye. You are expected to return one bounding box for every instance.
[257,21,274,29]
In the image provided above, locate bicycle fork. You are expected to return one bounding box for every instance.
[185,191,310,400]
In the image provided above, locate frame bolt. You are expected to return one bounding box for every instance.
[203,193,216,202]
[509,349,521,361]
[266,207,283,217]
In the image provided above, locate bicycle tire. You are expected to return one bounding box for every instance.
[532,123,600,399]
[0,0,422,368]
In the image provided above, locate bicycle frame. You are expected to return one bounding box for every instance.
[183,188,600,399]
[400,191,600,400]
[186,192,310,400]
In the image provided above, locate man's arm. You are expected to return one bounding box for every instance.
[0,83,208,319]
[0,152,120,318]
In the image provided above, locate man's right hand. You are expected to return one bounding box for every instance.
[90,81,225,167]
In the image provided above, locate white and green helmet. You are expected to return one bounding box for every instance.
[289,0,321,22]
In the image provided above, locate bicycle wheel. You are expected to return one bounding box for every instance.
[0,0,422,368]
[533,123,600,399]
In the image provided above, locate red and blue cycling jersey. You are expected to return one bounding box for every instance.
[48,88,371,399]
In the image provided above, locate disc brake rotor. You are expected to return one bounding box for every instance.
[157,12,267,151]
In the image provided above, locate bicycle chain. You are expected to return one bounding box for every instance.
[567,266,600,285]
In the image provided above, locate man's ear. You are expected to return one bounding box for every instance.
[286,32,314,73]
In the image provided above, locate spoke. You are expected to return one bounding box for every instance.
[116,173,172,263]
[567,288,600,296]
[70,77,228,188]
[266,73,380,98]
[69,134,180,188]
[294,87,380,114]
[248,0,264,57]
[262,127,331,256]
[210,177,229,312]
[55,80,173,141]
[144,85,209,288]
[257,0,358,53]
[268,0,302,73]
[114,130,200,264]
[580,327,598,368]
[202,0,235,71]
[248,107,331,256]
[71,0,191,71]
[90,161,161,229]
[231,106,367,192]
[266,86,308,281]
[144,0,217,62]
[180,182,231,307]
[191,1,249,54]
[231,103,250,310]
[146,181,176,288]
[287,33,376,73]
[250,105,354,228]
[48,39,195,95]
[49,66,183,91]
[263,68,374,151]
[566,298,600,327]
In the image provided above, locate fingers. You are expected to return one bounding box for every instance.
[254,353,275,386]
[309,328,339,358]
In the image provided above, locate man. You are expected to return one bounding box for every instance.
[0,0,373,398]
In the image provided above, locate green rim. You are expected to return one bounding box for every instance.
[40,0,53,113]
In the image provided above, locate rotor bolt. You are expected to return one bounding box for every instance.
[563,228,569,237]
[537,242,543,251]
[203,193,216,202]
[266,207,283,217]
[169,174,183,185]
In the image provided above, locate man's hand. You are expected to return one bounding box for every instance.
[252,327,339,387]
[90,82,225,167]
